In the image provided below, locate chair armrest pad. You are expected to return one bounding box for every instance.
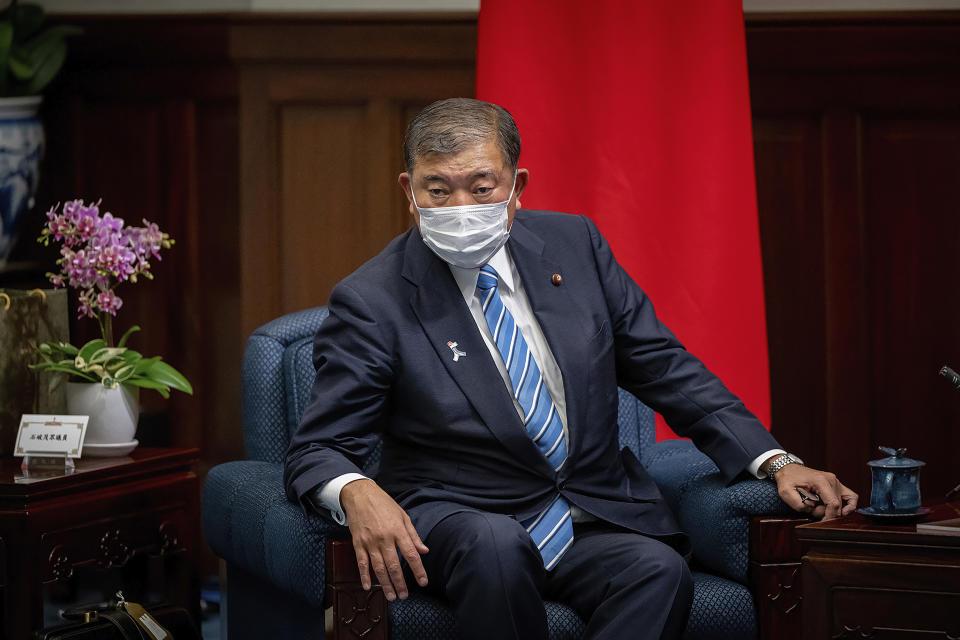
[643,440,793,583]
[203,460,348,606]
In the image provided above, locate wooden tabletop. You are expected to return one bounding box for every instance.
[795,501,960,547]
[0,447,199,503]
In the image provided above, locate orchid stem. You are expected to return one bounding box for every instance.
[100,312,114,347]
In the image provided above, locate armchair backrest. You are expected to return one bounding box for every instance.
[241,306,655,466]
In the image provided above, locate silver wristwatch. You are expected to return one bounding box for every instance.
[766,453,804,480]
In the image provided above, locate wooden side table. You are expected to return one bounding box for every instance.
[796,502,960,639]
[0,447,200,639]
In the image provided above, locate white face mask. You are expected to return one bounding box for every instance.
[412,175,516,269]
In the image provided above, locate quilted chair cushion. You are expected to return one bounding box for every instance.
[644,439,791,583]
[203,460,339,607]
[387,572,753,640]
[389,594,586,640]
[684,572,757,640]
[242,306,329,463]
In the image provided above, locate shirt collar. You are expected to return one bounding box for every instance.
[449,245,515,302]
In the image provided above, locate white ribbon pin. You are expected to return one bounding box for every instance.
[446,341,466,362]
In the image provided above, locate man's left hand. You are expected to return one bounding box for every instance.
[771,461,858,520]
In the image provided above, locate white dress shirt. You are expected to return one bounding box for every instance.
[311,246,781,524]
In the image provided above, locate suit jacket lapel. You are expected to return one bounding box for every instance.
[508,221,593,465]
[403,232,557,476]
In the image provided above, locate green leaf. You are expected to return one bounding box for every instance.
[142,360,193,394]
[132,356,161,375]
[77,339,107,363]
[28,362,99,383]
[119,351,143,369]
[112,364,135,381]
[122,378,171,399]
[7,47,32,80]
[57,342,80,356]
[23,37,64,94]
[89,346,127,365]
[117,325,140,349]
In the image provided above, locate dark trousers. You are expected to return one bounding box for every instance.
[419,510,694,640]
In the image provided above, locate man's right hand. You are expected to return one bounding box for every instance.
[340,478,429,601]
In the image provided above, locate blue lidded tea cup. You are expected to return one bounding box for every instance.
[868,446,925,514]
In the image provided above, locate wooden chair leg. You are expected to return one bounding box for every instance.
[750,516,808,640]
[325,538,388,640]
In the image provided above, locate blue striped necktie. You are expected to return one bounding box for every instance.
[476,264,574,571]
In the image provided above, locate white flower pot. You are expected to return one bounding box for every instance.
[66,382,140,457]
[0,95,45,268]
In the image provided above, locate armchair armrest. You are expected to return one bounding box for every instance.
[202,460,348,607]
[643,440,793,583]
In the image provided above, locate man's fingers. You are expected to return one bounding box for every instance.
[399,534,429,588]
[776,464,856,520]
[342,479,428,600]
[368,551,397,602]
[406,519,430,556]
[810,479,843,519]
[780,485,808,511]
[355,546,372,591]
[839,484,859,515]
[380,544,408,600]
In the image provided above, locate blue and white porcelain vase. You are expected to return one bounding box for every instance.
[0,96,45,268]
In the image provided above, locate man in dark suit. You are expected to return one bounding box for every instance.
[285,98,857,639]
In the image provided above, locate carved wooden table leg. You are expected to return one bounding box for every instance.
[325,538,388,640]
[750,516,809,640]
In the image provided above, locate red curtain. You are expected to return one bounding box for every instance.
[476,0,771,438]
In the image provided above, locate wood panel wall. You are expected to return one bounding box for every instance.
[232,20,475,336]
[19,13,960,511]
[748,14,960,500]
[30,15,475,474]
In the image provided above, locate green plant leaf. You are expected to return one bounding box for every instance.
[77,339,107,364]
[23,36,64,94]
[28,362,99,383]
[112,364,135,380]
[122,378,171,399]
[7,46,31,79]
[89,346,128,365]
[142,360,193,394]
[117,325,140,348]
[56,342,80,356]
[119,351,143,369]
[132,356,160,374]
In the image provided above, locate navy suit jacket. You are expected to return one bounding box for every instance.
[284,210,781,542]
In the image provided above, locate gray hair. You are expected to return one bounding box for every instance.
[403,98,521,175]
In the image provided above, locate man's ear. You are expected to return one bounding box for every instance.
[514,168,530,209]
[398,172,417,217]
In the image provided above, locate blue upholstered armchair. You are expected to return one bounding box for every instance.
[203,307,802,640]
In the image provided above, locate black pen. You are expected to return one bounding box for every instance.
[797,487,824,506]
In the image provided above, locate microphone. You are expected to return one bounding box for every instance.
[940,365,960,391]
[941,366,960,501]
